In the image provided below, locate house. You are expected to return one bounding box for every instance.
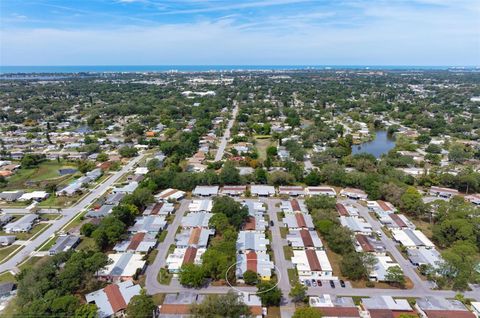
[369,255,401,282]
[49,235,80,255]
[361,296,415,318]
[181,212,213,229]
[166,247,205,273]
[309,295,360,318]
[306,186,337,197]
[98,253,146,281]
[283,213,315,230]
[105,192,125,205]
[470,302,480,318]
[281,199,308,214]
[112,182,138,194]
[287,229,324,250]
[340,188,368,200]
[4,214,38,233]
[379,213,416,230]
[221,185,247,196]
[291,250,333,279]
[233,142,251,154]
[0,190,24,202]
[429,186,459,198]
[0,236,16,246]
[85,281,141,318]
[18,191,49,202]
[175,227,215,248]
[236,251,274,281]
[238,292,266,318]
[128,216,167,234]
[278,147,290,161]
[158,292,205,317]
[0,282,16,298]
[86,204,115,218]
[143,202,175,216]
[465,193,480,205]
[114,232,157,253]
[354,234,386,255]
[367,200,396,215]
[278,186,305,196]
[236,231,269,253]
[192,185,219,197]
[407,247,443,269]
[0,214,13,227]
[243,216,268,233]
[416,297,475,318]
[392,228,435,249]
[340,216,372,235]
[243,201,266,217]
[250,185,275,197]
[335,203,359,217]
[188,199,213,213]
[156,188,185,201]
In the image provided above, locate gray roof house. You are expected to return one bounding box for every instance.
[181,212,213,229]
[0,190,24,202]
[86,204,115,218]
[4,214,39,233]
[192,185,219,197]
[0,236,16,246]
[407,247,443,269]
[175,227,215,248]
[236,231,269,253]
[112,182,139,194]
[49,235,80,255]
[85,281,141,318]
[128,216,167,234]
[250,185,275,197]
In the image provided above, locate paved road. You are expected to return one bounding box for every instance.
[0,154,144,272]
[214,100,239,161]
[145,199,190,294]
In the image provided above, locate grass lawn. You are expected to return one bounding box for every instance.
[38,193,83,208]
[158,231,168,243]
[152,293,166,306]
[1,296,20,317]
[283,245,293,260]
[266,306,281,318]
[38,236,58,251]
[146,249,158,265]
[77,237,97,251]
[276,212,284,222]
[62,211,87,233]
[0,271,15,283]
[6,161,77,189]
[279,227,288,239]
[0,245,21,264]
[287,268,298,285]
[0,223,50,241]
[18,256,46,271]
[411,218,434,239]
[157,268,173,285]
[38,213,62,220]
[255,137,274,162]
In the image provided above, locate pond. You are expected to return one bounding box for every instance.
[352,130,396,158]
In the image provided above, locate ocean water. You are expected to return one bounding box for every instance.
[0,65,456,74]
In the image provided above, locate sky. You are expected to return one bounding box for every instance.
[1,0,479,66]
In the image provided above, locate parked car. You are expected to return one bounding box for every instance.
[300,280,305,285]
[330,280,335,288]
[311,280,317,287]
[317,280,322,286]
[270,220,274,226]
[305,280,311,287]
[376,230,383,237]
[340,280,346,287]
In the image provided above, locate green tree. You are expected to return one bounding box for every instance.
[212,196,248,230]
[190,291,251,318]
[289,282,307,303]
[254,168,267,183]
[292,307,323,318]
[257,281,282,306]
[126,291,156,318]
[440,241,479,290]
[385,266,405,287]
[119,146,138,158]
[267,171,295,186]
[179,263,206,288]
[266,146,278,157]
[400,186,425,216]
[208,213,231,234]
[340,252,368,280]
[97,152,109,162]
[242,270,259,285]
[74,303,98,318]
[219,161,241,185]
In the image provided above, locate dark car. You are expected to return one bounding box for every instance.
[317,280,322,286]
[340,280,346,288]
[305,280,311,287]
[330,280,335,288]
[270,220,274,226]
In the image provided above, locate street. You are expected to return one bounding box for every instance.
[214,100,239,161]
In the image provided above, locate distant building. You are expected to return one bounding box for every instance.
[278,186,305,196]
[340,188,368,200]
[429,186,459,199]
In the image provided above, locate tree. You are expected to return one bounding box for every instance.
[119,146,138,158]
[289,282,307,303]
[126,291,156,318]
[416,134,431,144]
[212,196,248,230]
[179,263,206,288]
[400,186,426,216]
[97,152,109,162]
[242,270,259,285]
[21,153,45,168]
[208,213,230,234]
[440,241,479,290]
[267,171,295,186]
[292,307,323,318]
[219,161,241,185]
[304,171,322,186]
[340,252,368,280]
[254,167,267,183]
[448,143,473,163]
[326,226,354,254]
[190,291,251,318]
[124,188,154,211]
[266,146,278,157]
[74,304,98,318]
[257,281,282,306]
[385,266,405,287]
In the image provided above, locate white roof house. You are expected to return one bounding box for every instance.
[391,229,435,249]
[18,191,49,201]
[192,185,219,197]
[243,216,268,233]
[112,182,138,194]
[378,213,415,230]
[291,250,333,279]
[156,188,185,201]
[236,251,274,281]
[181,212,213,229]
[98,253,146,281]
[286,229,324,250]
[280,199,308,214]
[369,255,401,282]
[429,186,459,198]
[339,188,368,200]
[85,281,141,318]
[166,247,205,273]
[221,185,247,196]
[362,296,413,312]
[243,201,266,217]
[128,215,167,234]
[335,203,359,217]
[188,199,213,213]
[339,216,372,235]
[250,185,275,197]
[113,232,157,253]
[306,186,337,197]
[175,227,215,248]
[134,167,149,175]
[367,200,396,215]
[407,247,443,269]
[283,213,314,230]
[4,214,38,233]
[236,231,269,253]
[278,186,305,196]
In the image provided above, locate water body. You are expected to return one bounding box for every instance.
[352,130,396,158]
[0,65,454,74]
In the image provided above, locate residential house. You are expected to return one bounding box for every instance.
[416,297,475,318]
[156,188,185,202]
[278,186,305,196]
[243,216,268,233]
[221,185,247,196]
[166,247,205,273]
[175,227,215,249]
[392,228,435,249]
[369,255,402,282]
[281,199,308,214]
[306,186,337,197]
[340,216,372,235]
[354,234,386,255]
[309,295,360,318]
[407,247,443,269]
[335,203,359,217]
[128,216,167,234]
[181,212,213,229]
[49,235,80,255]
[340,188,368,200]
[429,186,459,199]
[291,250,333,279]
[113,232,157,254]
[85,281,141,318]
[4,214,38,233]
[192,185,219,197]
[188,199,213,213]
[250,185,275,197]
[287,229,324,250]
[283,213,315,230]
[361,296,415,318]
[98,253,146,281]
[236,251,274,281]
[236,231,269,253]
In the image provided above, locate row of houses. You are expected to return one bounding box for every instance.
[55,168,103,197]
[0,190,49,202]
[192,185,337,197]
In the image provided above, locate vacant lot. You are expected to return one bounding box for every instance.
[255,136,274,162]
[6,161,78,190]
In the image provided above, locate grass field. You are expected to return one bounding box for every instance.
[0,223,50,241]
[157,268,172,285]
[283,245,293,260]
[5,161,78,190]
[255,136,275,162]
[0,271,15,284]
[279,227,288,239]
[0,245,20,263]
[77,237,96,251]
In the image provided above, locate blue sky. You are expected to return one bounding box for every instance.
[1,0,479,66]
